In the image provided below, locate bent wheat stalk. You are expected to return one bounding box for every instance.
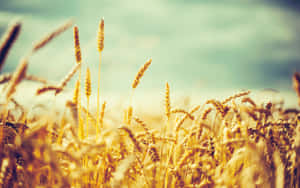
[171,109,194,120]
[6,57,28,100]
[36,63,80,96]
[36,85,60,95]
[0,73,48,84]
[119,126,142,152]
[175,105,200,132]
[56,63,81,95]
[31,20,73,53]
[222,90,250,104]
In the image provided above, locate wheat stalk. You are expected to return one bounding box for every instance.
[0,21,21,72]
[85,67,91,137]
[222,90,250,104]
[98,101,106,133]
[80,106,96,124]
[56,63,81,95]
[119,126,142,152]
[24,74,48,84]
[232,100,242,124]
[176,147,207,170]
[133,117,151,135]
[0,73,12,84]
[133,116,156,145]
[35,63,80,96]
[111,155,135,188]
[206,100,227,117]
[0,73,47,85]
[73,80,80,104]
[171,109,194,120]
[96,18,104,140]
[36,85,60,95]
[66,101,78,125]
[163,81,172,185]
[6,57,28,100]
[126,106,133,125]
[201,108,212,120]
[175,105,200,132]
[148,144,160,162]
[241,97,256,107]
[73,26,84,140]
[134,116,160,163]
[31,20,73,53]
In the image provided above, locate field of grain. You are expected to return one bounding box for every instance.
[0,19,300,188]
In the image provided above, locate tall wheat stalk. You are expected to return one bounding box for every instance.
[73,26,84,140]
[126,58,152,125]
[96,18,104,139]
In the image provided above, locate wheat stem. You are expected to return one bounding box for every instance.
[85,67,91,138]
[96,53,102,138]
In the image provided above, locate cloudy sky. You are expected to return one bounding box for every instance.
[0,0,300,96]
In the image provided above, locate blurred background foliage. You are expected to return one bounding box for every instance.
[0,0,299,94]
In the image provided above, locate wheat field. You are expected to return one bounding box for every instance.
[0,19,300,188]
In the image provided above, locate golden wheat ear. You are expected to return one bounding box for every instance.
[99,101,106,129]
[0,21,21,72]
[73,26,82,64]
[73,80,80,104]
[85,68,91,98]
[165,82,171,120]
[97,18,104,52]
[132,58,152,89]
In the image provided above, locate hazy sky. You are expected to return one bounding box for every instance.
[0,0,300,95]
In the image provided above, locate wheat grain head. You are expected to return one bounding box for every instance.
[0,21,21,72]
[97,18,104,52]
[132,58,152,89]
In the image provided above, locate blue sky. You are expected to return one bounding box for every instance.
[0,0,299,95]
